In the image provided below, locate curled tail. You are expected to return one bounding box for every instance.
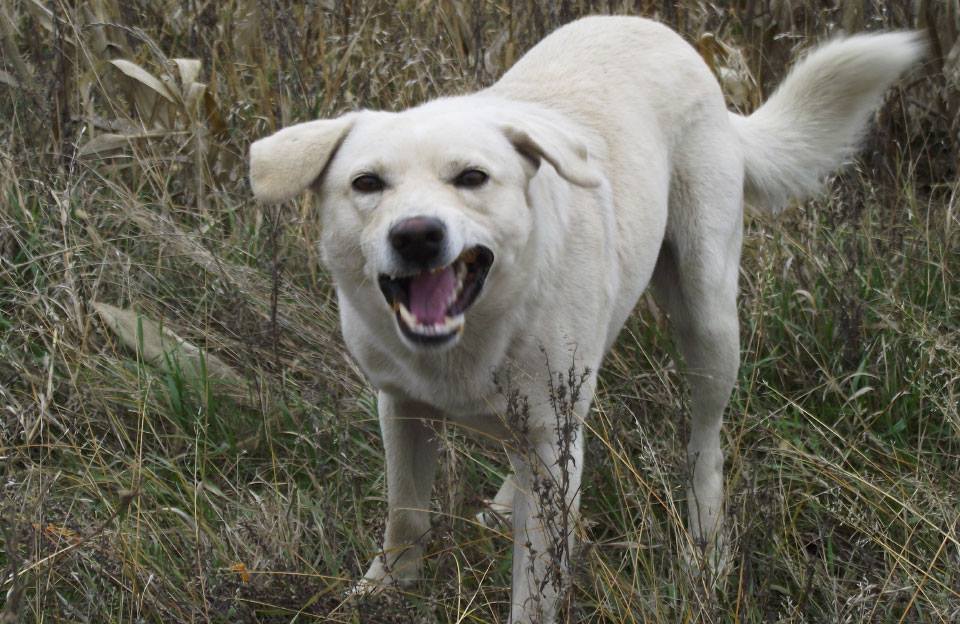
[731,32,925,213]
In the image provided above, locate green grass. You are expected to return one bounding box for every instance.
[2,1,959,622]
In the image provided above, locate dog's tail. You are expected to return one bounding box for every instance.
[730,32,924,213]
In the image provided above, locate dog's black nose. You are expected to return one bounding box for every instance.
[389,216,446,266]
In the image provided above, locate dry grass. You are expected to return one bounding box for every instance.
[1,1,958,622]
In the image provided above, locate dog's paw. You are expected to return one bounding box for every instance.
[348,553,419,598]
[474,498,512,531]
[476,474,516,530]
[681,532,733,589]
[345,577,382,599]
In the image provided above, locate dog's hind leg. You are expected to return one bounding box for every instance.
[354,391,441,593]
[651,123,744,575]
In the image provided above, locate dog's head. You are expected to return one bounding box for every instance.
[249,97,600,351]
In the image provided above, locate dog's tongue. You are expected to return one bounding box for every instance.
[408,266,456,325]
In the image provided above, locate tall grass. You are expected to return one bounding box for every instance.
[1,1,958,622]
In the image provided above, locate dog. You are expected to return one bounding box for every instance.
[249,16,922,623]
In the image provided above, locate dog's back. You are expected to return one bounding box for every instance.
[490,16,719,133]
[491,16,925,216]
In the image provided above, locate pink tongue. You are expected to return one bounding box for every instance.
[408,266,457,325]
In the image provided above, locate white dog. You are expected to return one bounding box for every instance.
[249,16,921,623]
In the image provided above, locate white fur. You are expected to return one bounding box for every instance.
[733,31,925,212]
[249,16,921,623]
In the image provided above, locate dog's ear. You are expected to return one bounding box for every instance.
[249,114,356,204]
[501,118,602,188]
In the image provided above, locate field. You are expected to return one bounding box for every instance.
[1,1,959,622]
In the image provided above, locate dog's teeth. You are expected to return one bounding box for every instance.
[397,301,465,337]
[451,262,466,303]
[447,274,464,308]
[440,313,460,332]
[398,303,418,328]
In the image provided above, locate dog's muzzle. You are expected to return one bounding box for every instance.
[378,245,494,347]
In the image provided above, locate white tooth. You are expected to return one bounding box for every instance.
[398,303,418,329]
[447,262,465,306]
[397,301,466,338]
[442,313,464,332]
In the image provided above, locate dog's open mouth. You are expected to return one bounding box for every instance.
[378,245,494,346]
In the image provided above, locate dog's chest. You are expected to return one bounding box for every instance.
[367,346,505,415]
[339,294,510,414]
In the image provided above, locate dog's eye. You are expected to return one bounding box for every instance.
[453,169,488,188]
[352,174,385,193]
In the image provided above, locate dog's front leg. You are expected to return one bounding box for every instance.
[359,391,440,590]
[508,426,584,624]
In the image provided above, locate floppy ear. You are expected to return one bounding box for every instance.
[501,118,602,188]
[249,114,356,204]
